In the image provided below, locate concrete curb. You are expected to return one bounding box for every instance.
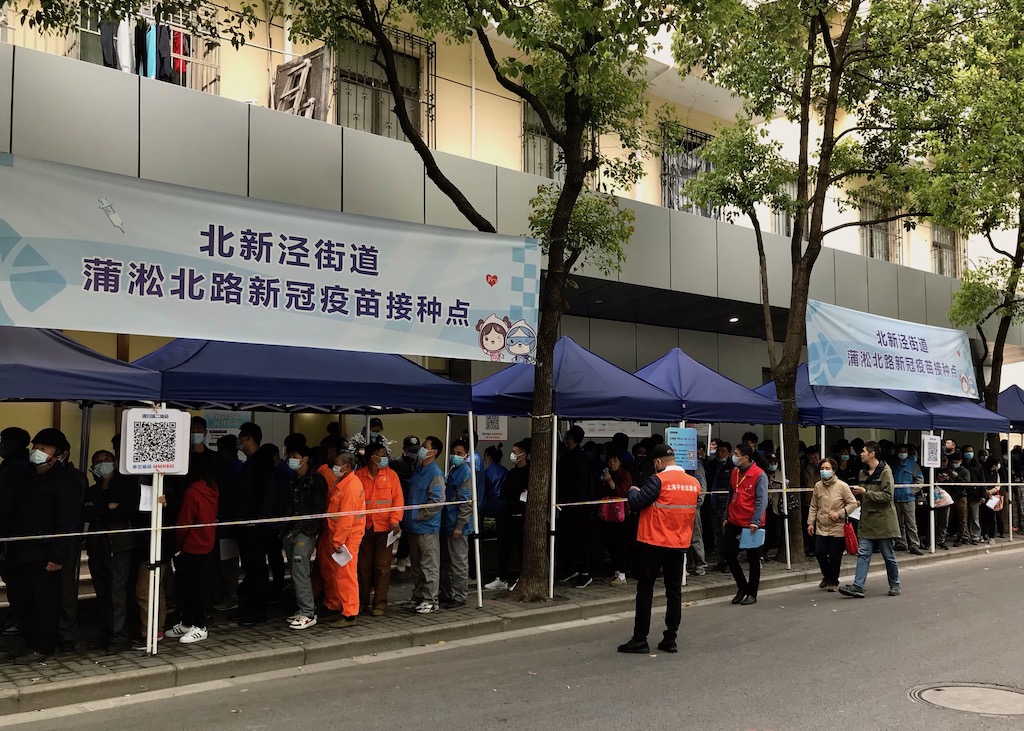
[5,540,1021,713]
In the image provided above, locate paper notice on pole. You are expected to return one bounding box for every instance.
[219,538,240,560]
[332,545,354,568]
[386,530,400,548]
[848,506,862,521]
[139,482,154,512]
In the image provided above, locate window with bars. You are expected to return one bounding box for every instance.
[661,127,718,218]
[75,6,220,95]
[771,181,809,240]
[523,104,564,182]
[860,200,901,263]
[932,225,962,277]
[335,30,435,146]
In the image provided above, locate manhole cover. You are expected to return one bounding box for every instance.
[908,684,1024,716]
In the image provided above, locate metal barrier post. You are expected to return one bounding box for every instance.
[778,422,792,569]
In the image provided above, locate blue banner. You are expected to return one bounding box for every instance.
[0,154,540,362]
[806,300,978,398]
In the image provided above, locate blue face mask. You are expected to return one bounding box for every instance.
[840,454,849,462]
[451,455,465,468]
[898,453,909,461]
[378,456,389,469]
[286,458,301,471]
[964,452,974,461]
[731,455,740,466]
[418,447,429,461]
[768,463,778,473]
[820,469,834,480]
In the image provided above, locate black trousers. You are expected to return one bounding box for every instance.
[632,542,684,643]
[175,551,216,629]
[237,529,270,621]
[557,508,595,575]
[814,535,845,586]
[720,522,762,597]
[8,560,62,654]
[496,513,523,581]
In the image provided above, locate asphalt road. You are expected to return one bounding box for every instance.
[7,549,1024,730]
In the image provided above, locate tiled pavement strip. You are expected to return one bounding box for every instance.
[0,539,1021,714]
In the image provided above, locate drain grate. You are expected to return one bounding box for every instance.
[908,683,1024,716]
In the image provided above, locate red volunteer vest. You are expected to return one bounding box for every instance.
[729,462,767,527]
[637,468,702,549]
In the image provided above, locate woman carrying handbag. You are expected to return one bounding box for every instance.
[808,458,859,592]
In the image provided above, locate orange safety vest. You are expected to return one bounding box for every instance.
[356,465,404,532]
[636,468,701,549]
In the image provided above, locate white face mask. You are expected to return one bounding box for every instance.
[287,458,302,471]
[191,433,205,445]
[29,449,50,465]
[92,462,115,478]
[332,465,344,477]
[509,452,521,462]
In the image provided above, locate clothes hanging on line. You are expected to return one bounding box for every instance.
[116,19,133,74]
[134,20,149,76]
[98,21,119,69]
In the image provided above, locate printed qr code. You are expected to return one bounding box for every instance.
[132,421,178,463]
[484,415,501,431]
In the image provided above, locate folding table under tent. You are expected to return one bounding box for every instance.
[132,338,471,413]
[472,336,684,597]
[997,385,1024,431]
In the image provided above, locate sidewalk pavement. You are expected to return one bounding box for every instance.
[0,538,1020,714]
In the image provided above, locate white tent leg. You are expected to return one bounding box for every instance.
[778,422,792,570]
[928,430,936,554]
[468,412,483,608]
[548,416,558,600]
[444,415,451,477]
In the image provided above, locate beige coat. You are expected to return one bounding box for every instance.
[808,477,859,538]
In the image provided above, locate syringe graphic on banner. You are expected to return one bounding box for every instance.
[98,198,125,233]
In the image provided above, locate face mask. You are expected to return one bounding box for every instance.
[898,453,908,461]
[418,447,429,461]
[820,469,834,480]
[29,449,50,465]
[509,452,521,463]
[451,455,465,468]
[191,433,205,445]
[768,463,778,473]
[93,462,115,478]
[840,455,849,462]
[378,457,389,469]
[332,465,344,477]
[964,452,974,461]
[951,463,961,469]
[731,455,740,466]
[287,458,302,471]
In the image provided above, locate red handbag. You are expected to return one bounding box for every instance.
[844,521,859,555]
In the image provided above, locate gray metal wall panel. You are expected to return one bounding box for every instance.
[716,222,760,305]
[619,200,670,290]
[865,257,899,318]
[833,250,869,312]
[669,210,717,297]
[589,319,637,371]
[678,329,719,371]
[559,315,591,348]
[808,246,836,304]
[0,44,11,154]
[139,79,247,195]
[717,333,769,388]
[248,106,342,211]
[761,230,791,307]
[425,151,497,231]
[342,127,424,223]
[923,272,954,329]
[897,267,927,324]
[496,168,546,237]
[636,323,679,370]
[12,47,138,175]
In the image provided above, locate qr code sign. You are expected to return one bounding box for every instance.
[132,421,178,464]
[484,416,502,431]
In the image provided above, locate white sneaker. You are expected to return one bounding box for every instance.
[165,622,190,639]
[179,626,208,644]
[395,558,410,573]
[484,578,509,591]
[289,615,317,631]
[415,601,439,614]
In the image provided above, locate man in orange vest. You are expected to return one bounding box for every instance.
[356,442,404,616]
[319,451,365,628]
[618,444,701,655]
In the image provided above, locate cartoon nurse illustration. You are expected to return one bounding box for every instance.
[505,320,537,364]
[476,314,512,362]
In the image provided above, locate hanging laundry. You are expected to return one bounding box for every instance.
[172,29,190,74]
[134,19,149,76]
[146,22,157,79]
[157,24,173,81]
[99,21,119,69]
[116,19,133,73]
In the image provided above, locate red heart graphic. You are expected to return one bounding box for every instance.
[956,350,961,357]
[486,274,498,287]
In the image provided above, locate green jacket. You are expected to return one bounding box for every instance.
[856,463,901,540]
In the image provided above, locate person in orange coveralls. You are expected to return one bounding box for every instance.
[319,451,365,628]
[356,441,404,616]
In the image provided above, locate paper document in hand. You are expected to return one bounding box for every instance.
[848,506,862,521]
[986,496,1001,510]
[386,530,400,547]
[139,483,154,512]
[332,545,354,567]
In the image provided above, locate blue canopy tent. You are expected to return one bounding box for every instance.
[133,338,471,413]
[883,390,1010,434]
[634,347,782,424]
[472,336,682,421]
[755,363,932,429]
[0,326,161,403]
[998,385,1024,432]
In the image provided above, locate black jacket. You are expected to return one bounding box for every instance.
[84,473,140,555]
[239,444,279,522]
[7,462,83,564]
[502,465,530,516]
[557,446,595,503]
[282,470,328,537]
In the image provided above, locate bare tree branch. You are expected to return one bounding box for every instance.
[820,210,927,238]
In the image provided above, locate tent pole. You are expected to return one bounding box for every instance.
[444,415,451,478]
[468,412,483,609]
[819,424,825,456]
[778,422,792,570]
[548,416,558,600]
[78,404,92,473]
[928,430,936,554]
[364,412,370,440]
